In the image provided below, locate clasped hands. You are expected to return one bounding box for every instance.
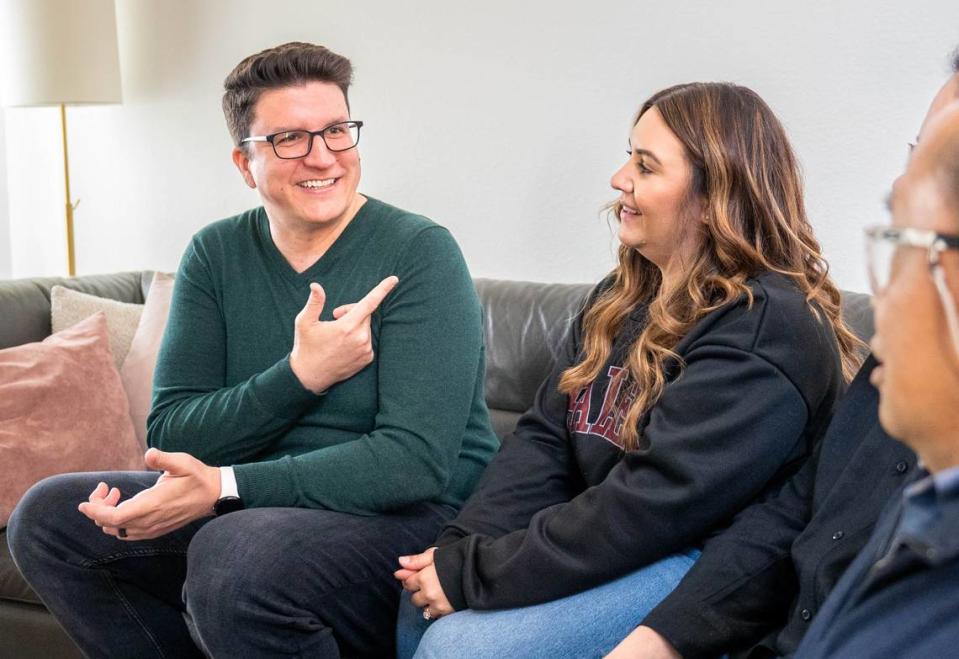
[394,547,454,620]
[78,447,220,541]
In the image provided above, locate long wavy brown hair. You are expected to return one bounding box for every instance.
[559,82,864,450]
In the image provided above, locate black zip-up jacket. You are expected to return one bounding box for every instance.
[432,272,844,611]
[642,356,918,658]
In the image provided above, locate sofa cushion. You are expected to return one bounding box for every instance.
[475,279,875,428]
[51,286,143,368]
[0,530,38,605]
[120,273,176,449]
[0,594,84,659]
[840,290,874,343]
[0,313,145,528]
[474,279,592,415]
[0,273,147,350]
[488,408,523,441]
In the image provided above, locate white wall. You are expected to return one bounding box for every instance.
[0,115,9,278]
[4,0,959,292]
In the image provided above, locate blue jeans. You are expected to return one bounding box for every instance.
[396,548,700,659]
[7,471,455,659]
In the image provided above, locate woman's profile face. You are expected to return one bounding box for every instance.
[610,107,703,276]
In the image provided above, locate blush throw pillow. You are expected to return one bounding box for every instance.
[120,273,175,450]
[0,313,145,528]
[51,286,143,368]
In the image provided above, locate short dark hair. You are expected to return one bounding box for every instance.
[952,44,959,73]
[222,42,353,146]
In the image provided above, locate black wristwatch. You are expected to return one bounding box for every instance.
[213,496,245,516]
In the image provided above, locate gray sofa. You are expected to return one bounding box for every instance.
[0,272,875,659]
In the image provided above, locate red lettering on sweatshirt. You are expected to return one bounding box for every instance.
[566,366,639,448]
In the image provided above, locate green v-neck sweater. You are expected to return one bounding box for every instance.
[147,197,499,514]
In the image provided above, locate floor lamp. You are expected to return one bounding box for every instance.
[0,0,123,276]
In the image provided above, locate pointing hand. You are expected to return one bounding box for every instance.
[290,276,399,394]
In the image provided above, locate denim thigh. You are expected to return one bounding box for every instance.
[7,470,209,659]
[397,548,701,659]
[184,502,456,658]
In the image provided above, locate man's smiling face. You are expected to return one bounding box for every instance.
[233,81,361,233]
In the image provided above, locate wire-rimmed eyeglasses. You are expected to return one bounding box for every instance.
[865,224,959,355]
[240,121,363,159]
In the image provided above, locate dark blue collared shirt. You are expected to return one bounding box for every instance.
[794,463,959,658]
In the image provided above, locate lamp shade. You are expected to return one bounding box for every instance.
[0,0,122,107]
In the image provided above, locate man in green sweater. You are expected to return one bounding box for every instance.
[7,42,498,658]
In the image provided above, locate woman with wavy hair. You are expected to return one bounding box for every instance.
[394,82,863,658]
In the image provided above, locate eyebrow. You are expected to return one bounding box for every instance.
[267,118,351,134]
[631,148,662,165]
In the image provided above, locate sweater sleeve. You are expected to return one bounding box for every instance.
[433,310,585,546]
[231,227,486,513]
[433,342,810,611]
[640,440,817,658]
[147,239,319,465]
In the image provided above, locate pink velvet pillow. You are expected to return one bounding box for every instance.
[120,273,175,450]
[0,313,145,527]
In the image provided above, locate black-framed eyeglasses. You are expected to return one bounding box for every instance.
[865,224,959,356]
[240,121,363,159]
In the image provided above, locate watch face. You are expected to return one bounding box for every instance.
[214,496,245,516]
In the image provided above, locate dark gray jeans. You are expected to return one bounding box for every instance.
[7,471,454,659]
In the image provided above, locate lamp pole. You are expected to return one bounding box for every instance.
[60,102,77,276]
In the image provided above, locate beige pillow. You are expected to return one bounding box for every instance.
[0,313,145,528]
[120,273,175,450]
[51,286,143,368]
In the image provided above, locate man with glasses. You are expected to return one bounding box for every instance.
[608,49,959,659]
[793,97,959,659]
[8,42,498,658]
